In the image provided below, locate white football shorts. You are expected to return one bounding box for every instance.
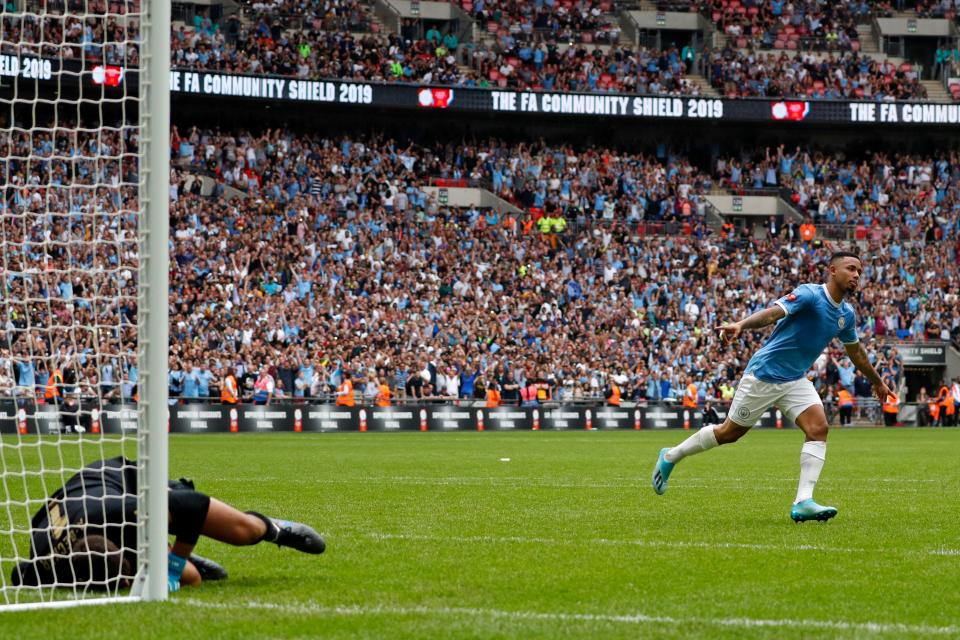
[727,373,822,428]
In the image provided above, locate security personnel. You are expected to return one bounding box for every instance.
[837,387,854,426]
[485,381,501,408]
[936,381,953,427]
[335,371,355,407]
[375,379,391,407]
[536,214,552,235]
[550,214,567,235]
[605,378,621,406]
[44,368,63,405]
[882,392,899,427]
[682,376,698,409]
[220,368,239,405]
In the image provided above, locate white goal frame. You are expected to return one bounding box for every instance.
[0,0,169,609]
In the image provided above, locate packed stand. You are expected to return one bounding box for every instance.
[716,144,960,248]
[703,0,875,52]
[0,121,140,406]
[471,40,699,93]
[159,128,955,405]
[171,14,474,84]
[468,0,621,45]
[3,124,959,408]
[237,0,371,31]
[3,0,140,65]
[706,48,927,99]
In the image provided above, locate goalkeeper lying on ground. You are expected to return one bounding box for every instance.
[11,456,325,591]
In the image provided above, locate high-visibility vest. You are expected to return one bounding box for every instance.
[800,223,816,241]
[682,383,697,408]
[882,394,899,414]
[837,389,854,408]
[376,384,391,407]
[938,386,954,414]
[607,383,621,406]
[520,384,537,402]
[537,384,550,401]
[336,379,355,407]
[44,370,62,400]
[221,375,238,403]
[486,388,501,408]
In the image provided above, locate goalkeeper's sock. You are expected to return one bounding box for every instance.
[168,551,187,593]
[795,441,827,504]
[664,425,719,463]
[245,511,281,543]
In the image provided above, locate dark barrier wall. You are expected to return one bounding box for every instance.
[0,400,806,434]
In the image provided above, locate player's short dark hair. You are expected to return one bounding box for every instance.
[830,250,861,264]
[67,535,132,590]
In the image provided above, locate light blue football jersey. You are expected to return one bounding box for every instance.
[745,283,858,384]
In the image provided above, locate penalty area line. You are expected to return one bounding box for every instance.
[357,531,960,559]
[176,598,959,636]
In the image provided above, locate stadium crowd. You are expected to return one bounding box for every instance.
[716,144,960,243]
[4,122,959,410]
[706,48,927,100]
[2,1,139,65]
[706,0,869,52]
[468,0,621,45]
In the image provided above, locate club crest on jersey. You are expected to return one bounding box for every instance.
[785,293,797,302]
[838,316,846,329]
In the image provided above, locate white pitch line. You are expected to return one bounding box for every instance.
[356,531,960,559]
[206,475,952,490]
[176,598,960,636]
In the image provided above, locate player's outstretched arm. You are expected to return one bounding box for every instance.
[715,305,786,340]
[844,342,895,401]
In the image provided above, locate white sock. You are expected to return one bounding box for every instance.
[795,441,827,504]
[664,425,719,463]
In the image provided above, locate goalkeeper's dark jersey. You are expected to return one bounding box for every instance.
[29,456,139,561]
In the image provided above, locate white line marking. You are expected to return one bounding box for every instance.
[207,475,953,490]
[177,598,960,636]
[355,531,960,559]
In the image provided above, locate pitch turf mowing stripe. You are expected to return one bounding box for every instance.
[177,599,960,636]
[350,531,960,558]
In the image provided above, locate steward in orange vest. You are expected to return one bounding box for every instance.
[376,382,391,407]
[882,393,899,427]
[485,382,501,408]
[45,369,63,404]
[605,381,621,406]
[220,371,238,404]
[335,373,355,407]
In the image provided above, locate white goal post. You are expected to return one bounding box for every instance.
[0,0,169,608]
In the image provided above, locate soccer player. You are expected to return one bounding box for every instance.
[11,456,325,591]
[651,252,894,522]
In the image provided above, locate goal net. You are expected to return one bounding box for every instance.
[0,0,168,608]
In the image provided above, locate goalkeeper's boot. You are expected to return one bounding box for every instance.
[651,447,675,496]
[189,554,229,581]
[271,519,326,554]
[246,511,326,553]
[790,499,838,523]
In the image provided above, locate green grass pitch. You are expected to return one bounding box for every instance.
[2,429,959,639]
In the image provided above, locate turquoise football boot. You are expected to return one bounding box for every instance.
[651,447,674,495]
[790,499,838,523]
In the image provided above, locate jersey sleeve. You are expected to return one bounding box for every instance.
[839,309,859,345]
[774,285,811,316]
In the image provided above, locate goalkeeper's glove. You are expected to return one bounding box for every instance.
[168,551,187,593]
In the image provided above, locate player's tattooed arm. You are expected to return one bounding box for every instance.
[716,305,786,340]
[844,341,895,400]
[844,341,882,385]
